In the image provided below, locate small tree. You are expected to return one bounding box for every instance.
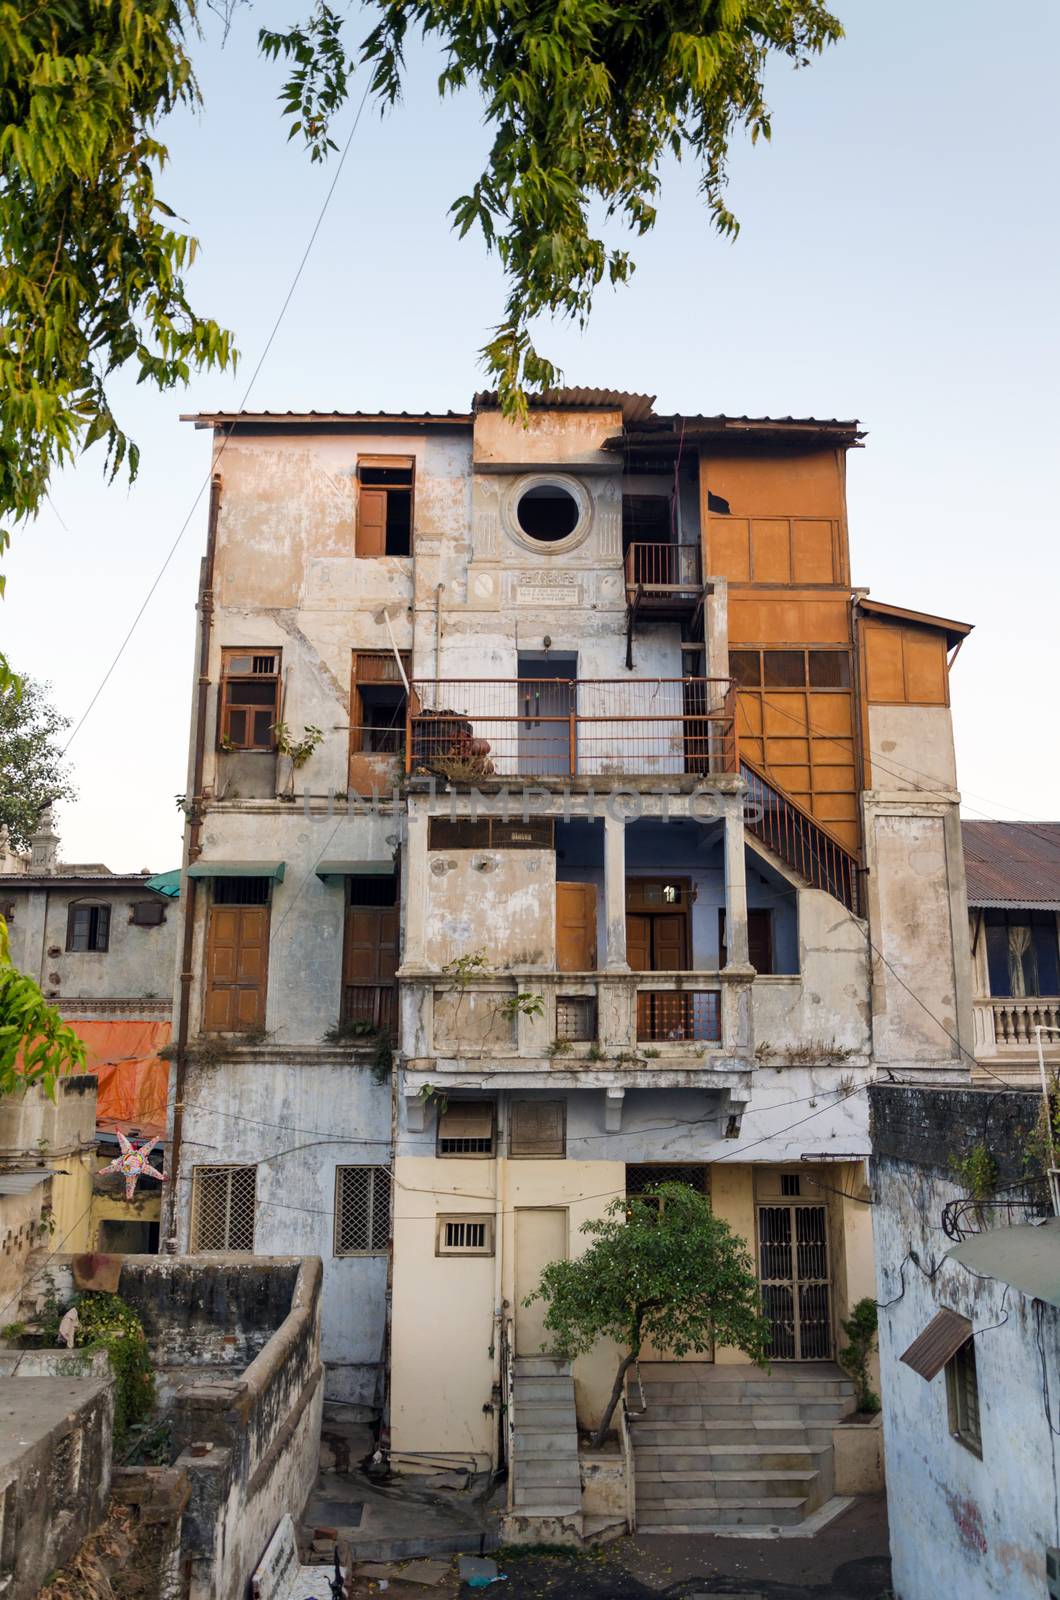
[0,917,86,1099]
[0,672,76,854]
[527,1183,769,1447]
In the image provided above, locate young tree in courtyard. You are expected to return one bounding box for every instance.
[526,1182,769,1447]
[0,0,842,552]
[0,673,76,855]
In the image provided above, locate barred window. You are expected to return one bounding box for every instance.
[437,1101,495,1157]
[555,995,596,1042]
[335,1166,391,1255]
[437,1215,494,1255]
[626,1164,708,1197]
[192,1165,256,1252]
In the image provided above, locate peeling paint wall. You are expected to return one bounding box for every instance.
[870,1086,1058,1600]
[4,881,177,1001]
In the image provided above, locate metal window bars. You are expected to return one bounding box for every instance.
[192,1165,256,1252]
[635,989,721,1043]
[335,1166,391,1254]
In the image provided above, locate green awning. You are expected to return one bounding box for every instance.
[315,859,395,883]
[145,869,182,899]
[187,861,286,882]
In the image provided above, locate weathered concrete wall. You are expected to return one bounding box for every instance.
[0,1374,114,1600]
[174,1054,390,1404]
[4,880,176,1001]
[868,704,957,793]
[870,1085,1053,1600]
[0,1076,98,1295]
[425,846,556,968]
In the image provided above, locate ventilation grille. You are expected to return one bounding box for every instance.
[555,995,596,1042]
[192,1165,256,1252]
[626,1164,708,1196]
[438,1216,493,1254]
[335,1166,391,1255]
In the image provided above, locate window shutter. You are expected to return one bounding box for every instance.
[510,1101,565,1157]
[357,488,388,557]
[95,905,111,951]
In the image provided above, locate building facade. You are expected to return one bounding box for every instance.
[167,392,975,1511]
[1,813,176,1253]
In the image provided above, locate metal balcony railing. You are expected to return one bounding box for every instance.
[624,542,702,597]
[941,1174,1054,1241]
[341,982,397,1035]
[407,678,736,779]
[741,758,861,915]
[636,989,721,1044]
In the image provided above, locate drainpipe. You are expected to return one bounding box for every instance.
[491,1091,507,1473]
[434,583,444,683]
[163,472,222,1249]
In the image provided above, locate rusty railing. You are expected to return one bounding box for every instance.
[407,678,736,778]
[741,758,860,915]
[624,542,702,595]
[636,989,721,1043]
[341,982,397,1035]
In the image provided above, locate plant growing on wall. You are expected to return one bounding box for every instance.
[526,1183,768,1447]
[271,721,324,768]
[441,949,491,989]
[949,1143,998,1202]
[499,991,544,1022]
[0,916,86,1099]
[74,1291,155,1444]
[837,1296,880,1414]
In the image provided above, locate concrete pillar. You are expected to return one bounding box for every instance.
[603,812,628,971]
[400,808,430,972]
[722,808,749,967]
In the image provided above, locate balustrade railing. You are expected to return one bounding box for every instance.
[974,997,1060,1049]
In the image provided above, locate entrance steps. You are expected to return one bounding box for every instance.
[629,1363,855,1534]
[505,1356,583,1541]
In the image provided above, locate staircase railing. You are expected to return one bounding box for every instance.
[500,1313,515,1513]
[741,758,861,916]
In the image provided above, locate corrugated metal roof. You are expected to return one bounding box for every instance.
[472,388,657,423]
[899,1306,972,1380]
[962,822,1060,909]
[947,1218,1060,1308]
[0,1170,56,1195]
[181,410,472,429]
[4,873,154,890]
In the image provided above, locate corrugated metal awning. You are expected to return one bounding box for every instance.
[187,861,285,882]
[0,1170,58,1195]
[899,1307,972,1380]
[947,1218,1060,1308]
[315,860,395,883]
[962,821,1060,908]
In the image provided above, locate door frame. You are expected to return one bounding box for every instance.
[625,876,692,971]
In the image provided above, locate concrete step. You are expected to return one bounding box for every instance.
[514,1403,576,1427]
[515,1378,574,1402]
[629,1419,834,1448]
[631,1497,809,1529]
[633,1399,851,1424]
[516,1459,581,1487]
[636,1445,821,1473]
[514,1357,570,1377]
[514,1432,579,1458]
[513,1485,583,1510]
[636,1470,820,1505]
[638,1376,853,1400]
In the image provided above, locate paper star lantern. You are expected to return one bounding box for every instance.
[100,1130,165,1199]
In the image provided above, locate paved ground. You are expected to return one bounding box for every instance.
[344,1495,891,1600]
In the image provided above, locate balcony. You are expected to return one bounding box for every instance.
[971,996,1060,1082]
[406,677,736,780]
[624,543,703,615]
[341,981,397,1035]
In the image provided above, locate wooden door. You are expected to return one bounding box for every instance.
[342,906,399,1029]
[719,908,774,973]
[627,913,652,972]
[356,487,387,556]
[556,882,597,971]
[653,913,687,971]
[515,1208,568,1356]
[204,906,269,1031]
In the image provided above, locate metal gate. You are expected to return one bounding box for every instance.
[756,1204,832,1360]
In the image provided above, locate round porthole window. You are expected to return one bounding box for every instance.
[516,483,581,543]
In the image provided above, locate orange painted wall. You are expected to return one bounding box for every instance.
[702,449,860,853]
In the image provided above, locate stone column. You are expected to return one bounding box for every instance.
[603,812,628,970]
[722,806,749,967]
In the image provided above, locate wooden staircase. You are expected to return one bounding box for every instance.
[629,1363,856,1533]
[741,759,862,915]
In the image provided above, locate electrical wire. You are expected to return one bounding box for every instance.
[61,80,373,756]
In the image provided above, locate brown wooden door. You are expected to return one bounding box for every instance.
[204,906,269,1031]
[342,906,399,1028]
[356,487,388,556]
[556,882,597,971]
[627,913,652,973]
[719,908,774,973]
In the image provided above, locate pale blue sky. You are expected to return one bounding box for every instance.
[6,0,1058,869]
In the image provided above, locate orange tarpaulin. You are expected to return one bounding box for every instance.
[71,1020,171,1139]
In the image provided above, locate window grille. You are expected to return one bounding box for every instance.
[626,1164,708,1196]
[334,1166,391,1255]
[212,876,271,906]
[437,1215,494,1255]
[192,1165,256,1252]
[437,1102,495,1157]
[346,875,398,906]
[781,1173,801,1197]
[427,817,554,851]
[555,995,596,1042]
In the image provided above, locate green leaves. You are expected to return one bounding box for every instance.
[0,0,236,539]
[0,915,87,1101]
[266,0,841,413]
[0,671,76,853]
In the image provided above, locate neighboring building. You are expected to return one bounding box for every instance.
[0,1076,98,1303]
[870,1082,1060,1600]
[963,820,1060,1084]
[1,812,178,1252]
[168,391,975,1527]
